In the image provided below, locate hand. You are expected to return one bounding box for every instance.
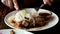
[43,0,53,5]
[1,0,19,10]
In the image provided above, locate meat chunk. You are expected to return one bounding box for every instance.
[34,16,46,27]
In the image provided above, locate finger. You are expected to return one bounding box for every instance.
[1,0,14,9]
[1,0,8,6]
[43,0,52,6]
[1,0,5,4]
[47,0,52,6]
[8,0,14,9]
[13,0,20,10]
[47,1,51,6]
[43,0,47,4]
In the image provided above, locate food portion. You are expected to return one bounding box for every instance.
[8,9,53,29]
[10,30,15,34]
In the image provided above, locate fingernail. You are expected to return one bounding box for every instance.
[14,6,19,10]
[44,2,47,4]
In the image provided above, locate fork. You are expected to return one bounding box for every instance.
[35,4,45,11]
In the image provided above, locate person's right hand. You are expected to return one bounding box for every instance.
[1,0,20,10]
[43,0,53,6]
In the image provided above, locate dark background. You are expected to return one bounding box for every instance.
[0,0,60,34]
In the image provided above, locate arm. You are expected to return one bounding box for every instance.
[1,0,20,10]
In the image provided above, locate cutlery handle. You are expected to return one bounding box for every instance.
[40,4,45,8]
[35,4,45,11]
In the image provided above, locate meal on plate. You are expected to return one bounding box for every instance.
[8,10,53,29]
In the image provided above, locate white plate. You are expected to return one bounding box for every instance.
[4,8,59,31]
[0,29,33,34]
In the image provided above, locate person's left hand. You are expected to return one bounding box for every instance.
[1,0,20,10]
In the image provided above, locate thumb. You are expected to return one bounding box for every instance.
[13,0,20,10]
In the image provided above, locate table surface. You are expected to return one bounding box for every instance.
[0,4,60,34]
